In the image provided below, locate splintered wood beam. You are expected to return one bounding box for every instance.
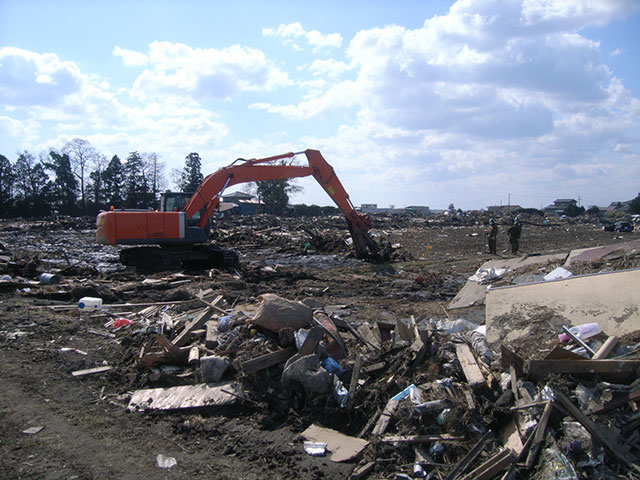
[455,342,486,390]
[347,355,363,410]
[524,359,640,383]
[459,448,515,480]
[172,307,214,347]
[443,431,493,480]
[553,389,640,470]
[525,401,553,468]
[372,399,398,436]
[239,346,296,374]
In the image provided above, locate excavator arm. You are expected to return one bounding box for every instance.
[97,149,380,262]
[182,149,379,259]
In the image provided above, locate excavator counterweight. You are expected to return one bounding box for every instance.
[96,149,381,269]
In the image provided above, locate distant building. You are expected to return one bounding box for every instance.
[487,205,521,214]
[220,191,263,215]
[405,206,430,215]
[544,199,577,216]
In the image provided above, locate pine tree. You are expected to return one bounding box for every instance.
[180,153,204,192]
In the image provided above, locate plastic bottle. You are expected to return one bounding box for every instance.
[558,322,601,342]
[78,296,103,310]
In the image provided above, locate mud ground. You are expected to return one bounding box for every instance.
[0,214,636,479]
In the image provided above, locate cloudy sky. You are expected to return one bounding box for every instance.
[1,0,639,210]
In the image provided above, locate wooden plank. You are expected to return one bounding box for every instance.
[240,346,296,374]
[587,389,640,416]
[524,359,640,383]
[459,448,515,480]
[205,319,219,349]
[500,345,525,378]
[443,431,493,480]
[593,336,619,360]
[196,294,228,315]
[347,355,363,410]
[372,398,398,436]
[525,401,553,468]
[351,461,375,479]
[455,342,486,390]
[72,365,112,377]
[381,434,464,444]
[127,382,241,411]
[172,307,214,347]
[553,389,639,469]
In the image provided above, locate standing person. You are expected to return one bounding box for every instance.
[507,217,522,254]
[487,218,498,254]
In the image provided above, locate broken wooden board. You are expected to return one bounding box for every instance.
[127,382,242,411]
[301,424,369,462]
[372,398,399,436]
[239,346,296,374]
[455,343,486,390]
[486,268,640,347]
[72,365,112,377]
[524,359,640,384]
[449,253,567,309]
[459,448,515,480]
[172,307,215,347]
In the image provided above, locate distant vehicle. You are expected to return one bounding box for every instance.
[602,222,615,232]
[616,221,633,232]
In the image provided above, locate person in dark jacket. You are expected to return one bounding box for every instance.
[507,217,522,254]
[487,218,498,254]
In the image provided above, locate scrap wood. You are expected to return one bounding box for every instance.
[372,398,399,436]
[351,461,375,479]
[380,434,464,444]
[587,389,640,416]
[239,346,296,374]
[553,389,640,470]
[347,354,363,409]
[196,293,228,315]
[443,430,493,480]
[71,365,113,377]
[138,335,189,367]
[525,401,554,468]
[298,326,324,356]
[455,342,486,390]
[593,336,619,359]
[500,345,525,378]
[172,306,214,347]
[458,448,515,480]
[127,381,242,411]
[524,359,640,383]
[205,319,219,349]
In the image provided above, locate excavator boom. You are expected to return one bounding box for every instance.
[96,149,380,267]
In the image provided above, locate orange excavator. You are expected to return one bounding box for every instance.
[96,149,381,269]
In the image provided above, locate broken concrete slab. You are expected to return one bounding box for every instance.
[486,268,640,347]
[449,253,568,309]
[127,382,242,411]
[301,424,369,462]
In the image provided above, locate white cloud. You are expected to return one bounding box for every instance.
[129,41,292,101]
[0,47,83,106]
[113,45,149,67]
[263,22,343,52]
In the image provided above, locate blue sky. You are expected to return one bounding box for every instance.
[1,0,639,210]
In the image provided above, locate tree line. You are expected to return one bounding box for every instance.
[0,139,210,219]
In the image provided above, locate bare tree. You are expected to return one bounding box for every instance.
[142,152,166,201]
[63,138,97,212]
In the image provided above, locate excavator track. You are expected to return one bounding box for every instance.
[119,245,239,272]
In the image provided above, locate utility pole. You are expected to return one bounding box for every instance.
[508,193,511,207]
